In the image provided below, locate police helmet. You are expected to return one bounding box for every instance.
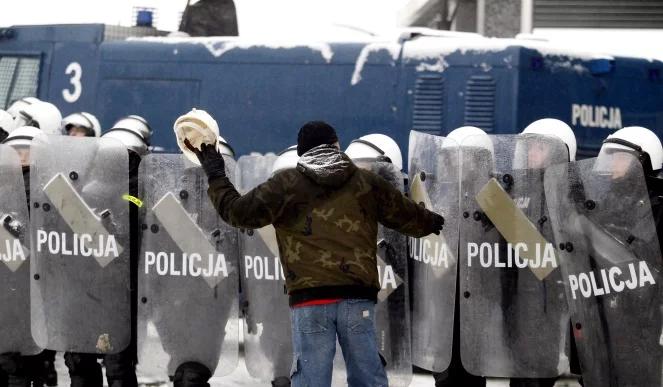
[10,99,62,135]
[272,145,299,174]
[345,133,403,171]
[522,118,577,162]
[2,126,43,148]
[102,116,151,156]
[6,97,41,118]
[62,112,102,137]
[601,126,663,173]
[445,126,494,156]
[217,135,235,159]
[112,115,152,145]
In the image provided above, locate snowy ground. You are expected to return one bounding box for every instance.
[54,346,581,387]
[54,353,581,387]
[51,318,581,387]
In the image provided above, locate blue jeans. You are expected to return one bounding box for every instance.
[289,299,388,387]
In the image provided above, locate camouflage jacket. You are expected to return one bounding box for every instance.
[208,144,440,304]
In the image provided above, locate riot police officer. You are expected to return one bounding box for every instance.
[601,126,663,231]
[2,98,63,387]
[345,133,414,387]
[240,145,298,387]
[1,126,59,387]
[62,115,151,387]
[429,126,491,387]
[61,112,101,137]
[138,109,238,387]
[511,118,577,387]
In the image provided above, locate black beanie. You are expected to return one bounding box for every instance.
[297,121,339,156]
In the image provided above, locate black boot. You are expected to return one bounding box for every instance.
[64,353,102,387]
[103,350,137,387]
[0,353,29,387]
[41,350,57,387]
[272,376,291,387]
[173,362,211,387]
[510,379,556,387]
[23,350,57,387]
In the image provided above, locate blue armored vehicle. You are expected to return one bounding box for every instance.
[1,24,661,159]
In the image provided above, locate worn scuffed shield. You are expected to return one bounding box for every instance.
[330,160,412,387]
[459,134,571,377]
[236,154,293,381]
[544,151,663,387]
[407,131,460,372]
[136,154,239,381]
[30,135,130,354]
[0,145,41,355]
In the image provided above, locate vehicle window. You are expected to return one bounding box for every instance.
[0,56,41,109]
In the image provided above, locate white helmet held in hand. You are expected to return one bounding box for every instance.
[174,108,226,165]
[601,126,663,173]
[11,99,62,135]
[62,112,102,137]
[522,118,577,162]
[345,133,403,171]
[272,145,299,174]
[102,115,151,156]
[445,126,494,156]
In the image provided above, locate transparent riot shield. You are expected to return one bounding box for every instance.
[407,131,460,372]
[30,135,130,354]
[236,154,293,382]
[544,151,663,387]
[0,145,41,355]
[328,160,412,387]
[459,134,571,377]
[136,153,239,381]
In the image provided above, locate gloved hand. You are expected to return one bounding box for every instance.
[431,213,444,235]
[184,139,226,180]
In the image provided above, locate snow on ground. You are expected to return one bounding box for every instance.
[51,321,583,386]
[54,353,581,387]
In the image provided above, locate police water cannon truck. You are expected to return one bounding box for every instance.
[0,24,661,161]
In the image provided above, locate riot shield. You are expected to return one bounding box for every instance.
[328,160,412,387]
[136,153,239,381]
[544,151,663,387]
[459,134,571,377]
[236,154,293,382]
[0,145,41,355]
[407,131,459,372]
[30,135,130,354]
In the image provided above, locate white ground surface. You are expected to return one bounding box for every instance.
[54,351,582,387]
[52,318,581,386]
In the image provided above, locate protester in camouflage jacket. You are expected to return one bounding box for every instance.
[188,122,444,305]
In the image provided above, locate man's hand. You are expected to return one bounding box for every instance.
[184,139,226,180]
[431,213,444,235]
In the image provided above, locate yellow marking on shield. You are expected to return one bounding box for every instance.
[122,194,143,208]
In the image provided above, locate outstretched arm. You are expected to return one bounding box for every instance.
[207,174,287,229]
[187,140,287,229]
[372,174,444,237]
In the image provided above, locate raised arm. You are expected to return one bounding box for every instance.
[371,174,444,237]
[207,173,288,229]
